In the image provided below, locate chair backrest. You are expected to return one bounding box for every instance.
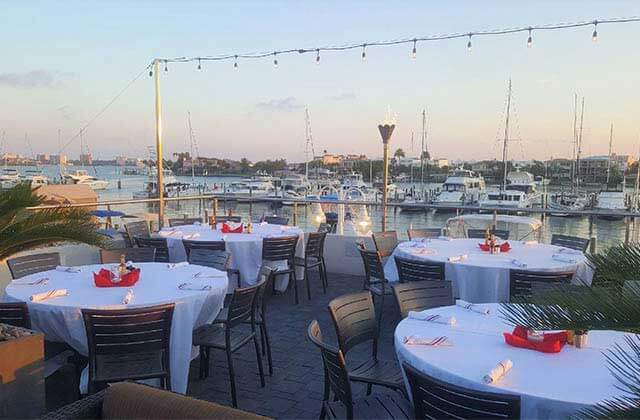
[407,228,442,240]
[372,231,398,257]
[305,232,327,259]
[328,291,378,355]
[358,247,385,284]
[168,217,202,227]
[134,237,170,263]
[182,240,226,260]
[226,283,261,328]
[189,249,231,272]
[403,362,520,419]
[317,223,333,234]
[214,215,242,224]
[392,281,454,318]
[467,229,510,240]
[0,302,31,329]
[264,215,289,226]
[82,304,174,386]
[7,252,61,279]
[124,221,151,246]
[395,256,445,283]
[510,269,574,300]
[100,248,156,264]
[262,235,298,262]
[308,320,354,417]
[551,234,589,252]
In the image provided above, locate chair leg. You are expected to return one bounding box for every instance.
[252,333,266,387]
[226,347,238,408]
[165,372,172,392]
[199,348,206,380]
[366,383,373,396]
[305,267,312,301]
[205,347,211,377]
[291,271,299,305]
[262,319,273,376]
[260,323,266,356]
[320,261,327,294]
[377,292,384,329]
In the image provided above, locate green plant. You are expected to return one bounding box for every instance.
[0,183,104,260]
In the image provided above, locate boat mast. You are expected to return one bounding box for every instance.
[420,109,426,197]
[576,97,585,189]
[410,131,414,185]
[635,136,640,210]
[571,93,578,190]
[187,111,196,182]
[79,128,85,170]
[501,79,512,192]
[304,108,312,180]
[606,123,614,186]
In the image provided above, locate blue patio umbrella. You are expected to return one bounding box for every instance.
[90,210,126,218]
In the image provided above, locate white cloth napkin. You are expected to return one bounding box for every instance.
[456,299,491,315]
[183,233,201,240]
[559,248,583,255]
[123,288,134,305]
[404,336,452,346]
[30,289,68,302]
[511,259,528,268]
[193,272,227,279]
[448,254,468,263]
[408,312,457,326]
[437,236,452,241]
[552,253,577,263]
[410,240,429,248]
[12,277,48,286]
[522,240,538,245]
[56,266,81,273]
[167,262,189,269]
[178,282,212,291]
[483,359,513,384]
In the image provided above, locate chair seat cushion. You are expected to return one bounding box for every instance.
[348,359,405,391]
[324,394,412,419]
[193,324,254,351]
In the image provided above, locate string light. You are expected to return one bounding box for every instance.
[197,58,202,70]
[273,52,278,67]
[164,60,168,72]
[150,17,638,70]
[149,69,153,77]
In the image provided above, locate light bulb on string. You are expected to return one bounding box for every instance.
[467,34,473,52]
[164,60,168,72]
[315,49,320,64]
[411,39,417,59]
[527,28,533,48]
[197,58,202,70]
[361,44,367,61]
[273,52,278,67]
[592,20,598,42]
[234,55,238,69]
[149,69,153,77]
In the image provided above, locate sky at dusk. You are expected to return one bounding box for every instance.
[1,1,639,162]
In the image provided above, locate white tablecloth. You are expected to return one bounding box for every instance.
[384,239,593,303]
[395,304,629,419]
[4,262,228,394]
[157,223,305,291]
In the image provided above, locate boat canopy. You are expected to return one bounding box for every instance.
[445,214,542,241]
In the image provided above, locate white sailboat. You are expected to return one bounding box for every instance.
[60,129,109,190]
[432,168,486,209]
[595,123,628,220]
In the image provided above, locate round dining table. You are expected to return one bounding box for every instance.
[157,222,305,291]
[384,238,593,303]
[395,303,629,418]
[4,262,228,394]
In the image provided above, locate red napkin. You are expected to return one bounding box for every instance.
[478,243,490,252]
[221,222,243,233]
[500,242,511,252]
[504,326,566,353]
[94,268,141,287]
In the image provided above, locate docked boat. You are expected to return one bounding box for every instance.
[24,169,49,187]
[62,169,109,190]
[432,169,486,210]
[479,171,542,213]
[281,174,310,194]
[548,191,590,217]
[399,195,425,212]
[224,181,272,200]
[0,168,21,189]
[595,191,628,220]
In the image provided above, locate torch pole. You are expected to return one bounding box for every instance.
[382,141,390,232]
[153,59,165,229]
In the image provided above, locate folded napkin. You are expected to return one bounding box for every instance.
[167,262,189,269]
[123,288,134,305]
[183,233,201,240]
[56,266,81,273]
[448,254,468,263]
[552,253,577,264]
[404,336,452,346]
[409,240,429,248]
[559,248,583,256]
[178,282,212,291]
[456,299,491,315]
[12,277,48,286]
[522,240,538,245]
[222,222,243,233]
[437,236,452,241]
[511,259,527,268]
[30,289,68,302]
[483,359,513,384]
[408,312,457,326]
[193,271,227,279]
[504,326,567,353]
[410,248,437,255]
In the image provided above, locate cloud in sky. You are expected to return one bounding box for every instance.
[0,69,63,89]
[255,96,304,112]
[328,92,356,101]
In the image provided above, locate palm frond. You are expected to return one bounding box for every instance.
[588,244,640,288]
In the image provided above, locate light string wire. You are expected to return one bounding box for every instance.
[151,17,640,67]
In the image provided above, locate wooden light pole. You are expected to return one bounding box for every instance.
[153,59,165,228]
